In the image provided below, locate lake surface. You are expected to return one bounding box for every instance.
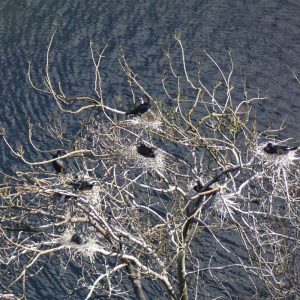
[0,0,299,299]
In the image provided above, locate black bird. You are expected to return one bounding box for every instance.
[52,150,65,173]
[191,181,216,198]
[193,180,203,193]
[72,181,94,191]
[185,180,203,201]
[125,97,151,116]
[137,143,156,158]
[263,142,298,155]
[186,182,217,217]
[70,233,86,245]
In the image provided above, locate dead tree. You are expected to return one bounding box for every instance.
[0,27,299,299]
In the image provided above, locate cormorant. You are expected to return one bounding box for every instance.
[125,97,151,116]
[186,181,217,217]
[52,150,65,173]
[70,233,86,245]
[137,143,156,158]
[193,180,203,193]
[72,181,94,191]
[263,142,298,155]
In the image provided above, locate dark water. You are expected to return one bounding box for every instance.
[0,0,299,298]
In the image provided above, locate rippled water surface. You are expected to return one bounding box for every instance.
[0,0,299,298]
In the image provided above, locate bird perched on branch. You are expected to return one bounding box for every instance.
[72,180,94,191]
[263,142,298,155]
[137,143,156,158]
[52,150,65,173]
[186,180,217,217]
[125,97,151,116]
[193,180,203,193]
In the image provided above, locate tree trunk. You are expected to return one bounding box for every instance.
[126,264,147,300]
[177,248,188,300]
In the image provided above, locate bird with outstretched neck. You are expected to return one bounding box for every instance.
[125,97,151,116]
[52,150,65,173]
[263,142,298,155]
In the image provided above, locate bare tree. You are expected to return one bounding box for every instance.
[0,27,299,300]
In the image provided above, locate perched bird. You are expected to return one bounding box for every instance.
[72,180,94,191]
[125,97,151,116]
[186,181,217,217]
[52,150,65,173]
[70,233,86,245]
[185,180,203,200]
[193,180,203,193]
[263,142,298,155]
[137,143,155,158]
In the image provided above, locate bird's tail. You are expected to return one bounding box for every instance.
[289,146,299,151]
